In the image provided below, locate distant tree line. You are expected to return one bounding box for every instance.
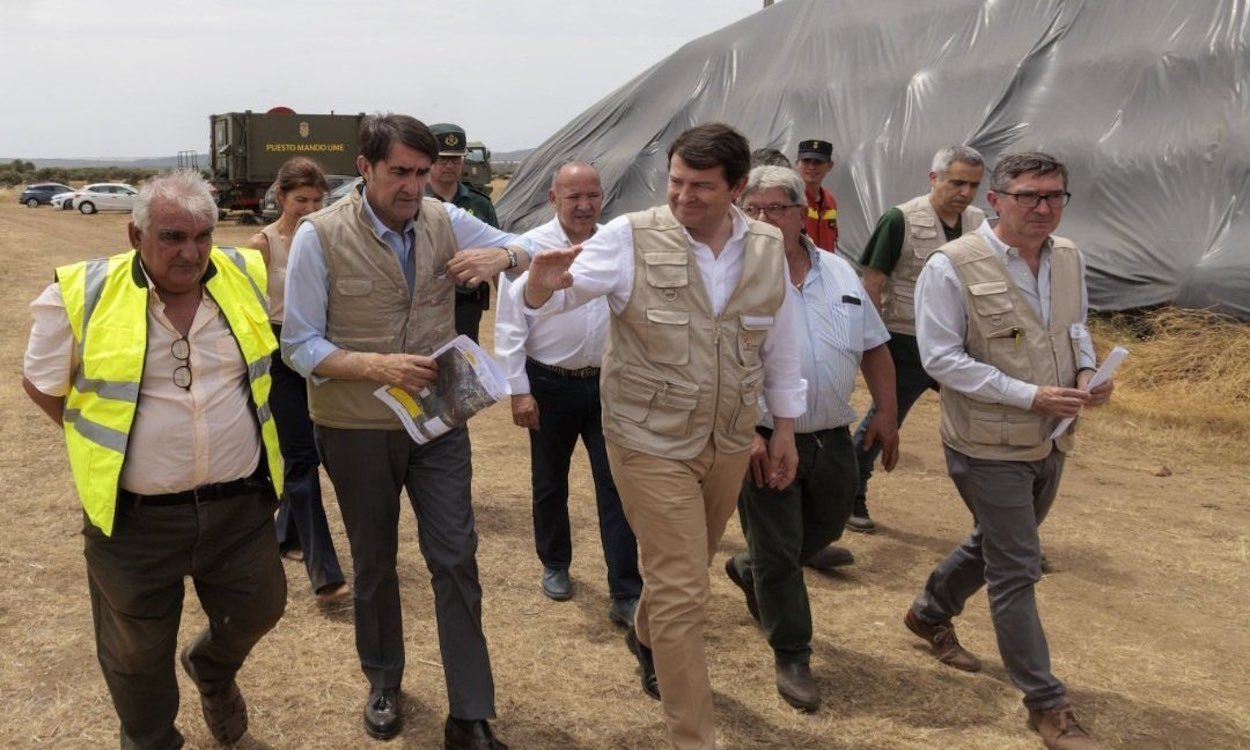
[0,159,160,188]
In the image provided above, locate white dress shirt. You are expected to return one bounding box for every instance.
[494,217,608,395]
[915,221,1097,410]
[24,269,262,494]
[760,237,890,432]
[513,207,807,419]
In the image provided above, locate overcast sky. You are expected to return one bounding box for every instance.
[1,0,768,159]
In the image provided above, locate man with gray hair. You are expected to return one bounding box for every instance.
[725,165,897,710]
[22,170,287,748]
[906,151,1110,750]
[851,145,986,531]
[494,161,642,623]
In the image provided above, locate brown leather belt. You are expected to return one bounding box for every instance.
[527,358,601,379]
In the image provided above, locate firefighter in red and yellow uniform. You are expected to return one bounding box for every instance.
[796,138,838,252]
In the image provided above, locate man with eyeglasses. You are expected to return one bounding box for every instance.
[21,170,287,748]
[904,152,1110,750]
[426,122,500,343]
[852,145,987,532]
[725,165,897,712]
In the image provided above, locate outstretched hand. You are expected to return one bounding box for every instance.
[523,245,582,308]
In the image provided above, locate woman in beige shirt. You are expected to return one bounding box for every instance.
[247,157,350,605]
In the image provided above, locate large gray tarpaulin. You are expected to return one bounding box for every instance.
[496,0,1250,319]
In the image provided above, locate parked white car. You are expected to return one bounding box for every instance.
[72,183,138,214]
[50,191,78,210]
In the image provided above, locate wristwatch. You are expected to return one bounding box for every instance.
[504,246,518,270]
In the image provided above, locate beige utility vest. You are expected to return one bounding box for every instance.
[936,233,1083,461]
[882,195,985,335]
[305,189,457,429]
[600,206,786,459]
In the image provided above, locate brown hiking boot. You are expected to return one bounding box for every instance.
[1028,704,1100,749]
[903,608,982,672]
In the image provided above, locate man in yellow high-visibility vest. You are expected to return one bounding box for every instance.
[22,171,287,750]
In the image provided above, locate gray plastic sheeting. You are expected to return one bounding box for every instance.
[496,0,1250,319]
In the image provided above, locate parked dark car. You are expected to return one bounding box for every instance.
[259,174,358,222]
[18,183,74,208]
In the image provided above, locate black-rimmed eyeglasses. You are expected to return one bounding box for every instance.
[997,191,1071,209]
[171,336,192,390]
[742,203,803,218]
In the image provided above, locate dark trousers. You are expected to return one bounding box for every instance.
[851,333,937,512]
[527,361,642,599]
[315,425,496,720]
[730,427,856,664]
[912,446,1067,710]
[269,331,345,593]
[84,489,287,750]
[454,286,489,344]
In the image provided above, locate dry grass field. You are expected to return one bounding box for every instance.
[1,188,1247,749]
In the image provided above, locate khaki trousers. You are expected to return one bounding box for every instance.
[607,438,751,750]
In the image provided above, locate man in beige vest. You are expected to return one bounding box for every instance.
[904,152,1112,750]
[283,113,536,749]
[851,145,986,532]
[520,123,806,750]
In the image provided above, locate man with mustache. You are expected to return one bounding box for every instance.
[22,171,287,748]
[848,145,986,533]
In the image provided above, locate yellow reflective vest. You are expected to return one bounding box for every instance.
[56,247,283,536]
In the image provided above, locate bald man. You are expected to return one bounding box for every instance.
[495,162,642,625]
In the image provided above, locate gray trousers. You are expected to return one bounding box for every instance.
[84,488,287,750]
[912,445,1067,710]
[315,425,496,720]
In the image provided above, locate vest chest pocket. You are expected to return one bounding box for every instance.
[644,252,689,289]
[909,216,938,244]
[611,369,698,438]
[737,314,773,366]
[644,308,690,366]
[968,281,1013,316]
[336,277,373,296]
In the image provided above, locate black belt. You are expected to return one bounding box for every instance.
[119,470,267,507]
[527,358,601,379]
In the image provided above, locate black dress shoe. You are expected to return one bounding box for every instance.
[625,627,660,700]
[363,687,402,740]
[444,716,508,750]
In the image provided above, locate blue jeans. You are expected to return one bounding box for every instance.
[269,328,345,593]
[527,361,642,600]
[851,333,937,513]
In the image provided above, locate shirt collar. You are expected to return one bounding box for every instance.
[360,186,415,240]
[978,219,1051,260]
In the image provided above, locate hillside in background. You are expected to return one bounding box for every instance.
[1,155,208,170]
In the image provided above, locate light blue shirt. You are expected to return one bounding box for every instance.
[915,220,1097,410]
[759,237,890,432]
[282,187,538,379]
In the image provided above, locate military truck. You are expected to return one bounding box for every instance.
[210,108,363,214]
[464,141,492,193]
